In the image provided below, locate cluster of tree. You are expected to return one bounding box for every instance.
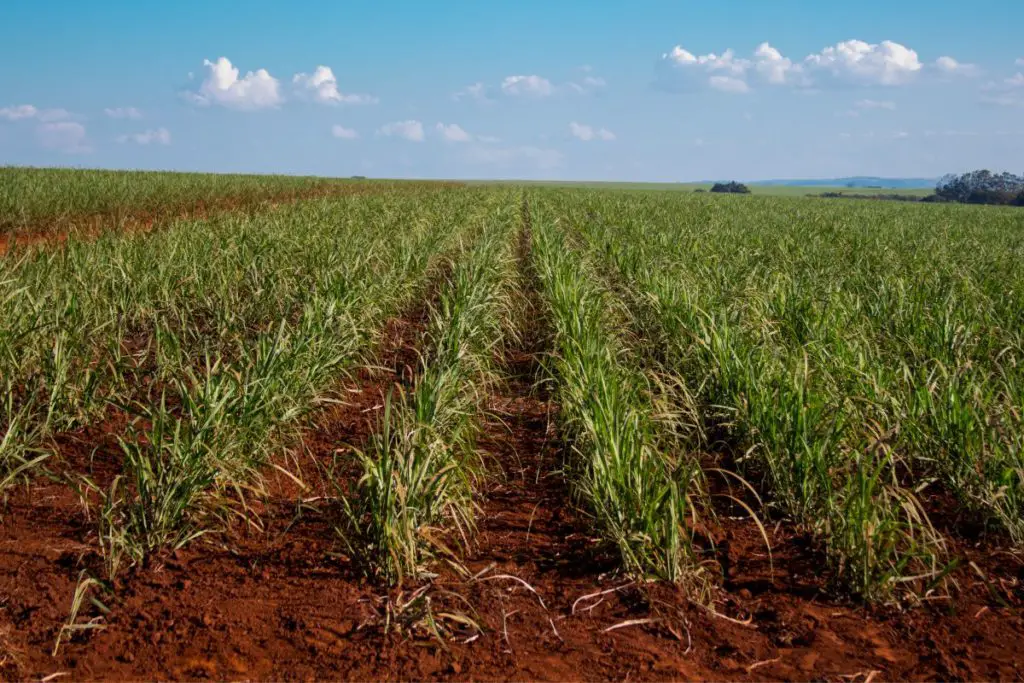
[710,181,751,194]
[933,170,1024,206]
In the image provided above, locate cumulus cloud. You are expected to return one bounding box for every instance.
[0,105,71,122]
[293,66,377,105]
[501,75,554,97]
[116,127,171,145]
[186,57,282,110]
[435,122,472,143]
[105,107,143,119]
[462,144,563,169]
[659,43,790,92]
[1018,58,1024,67]
[753,42,806,85]
[804,40,921,85]
[569,122,616,141]
[658,39,962,92]
[378,120,425,142]
[331,124,359,139]
[36,122,90,153]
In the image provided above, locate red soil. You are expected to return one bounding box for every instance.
[2,239,1024,681]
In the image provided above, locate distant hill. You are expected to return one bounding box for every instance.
[750,177,938,190]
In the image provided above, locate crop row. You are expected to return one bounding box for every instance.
[529,199,708,584]
[549,189,1024,599]
[0,188,499,574]
[338,194,519,584]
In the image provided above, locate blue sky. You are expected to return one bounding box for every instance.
[1,0,1022,181]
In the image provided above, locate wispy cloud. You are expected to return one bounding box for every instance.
[36,121,90,153]
[856,99,896,110]
[435,122,472,142]
[569,121,616,141]
[462,144,563,169]
[456,71,607,101]
[501,75,554,97]
[105,107,143,119]
[377,120,425,142]
[0,104,72,122]
[116,127,171,145]
[331,124,359,139]
[980,71,1024,107]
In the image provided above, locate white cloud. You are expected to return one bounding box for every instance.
[753,42,806,85]
[293,66,377,105]
[980,72,1024,107]
[660,44,788,92]
[453,82,491,102]
[1015,58,1024,67]
[569,122,616,141]
[659,39,957,91]
[501,75,555,97]
[331,124,359,139]
[804,40,921,85]
[855,99,896,110]
[459,73,605,100]
[934,56,977,76]
[378,120,425,142]
[116,127,171,145]
[462,144,563,169]
[0,105,71,122]
[105,107,143,119]
[709,75,750,93]
[186,57,282,110]
[435,122,472,143]
[980,95,1023,107]
[36,122,90,153]
[893,131,910,139]
[567,75,608,94]
[0,104,39,121]
[38,109,71,122]
[663,46,747,75]
[476,135,501,144]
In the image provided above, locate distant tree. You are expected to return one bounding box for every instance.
[935,170,1024,205]
[693,188,706,193]
[710,181,751,194]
